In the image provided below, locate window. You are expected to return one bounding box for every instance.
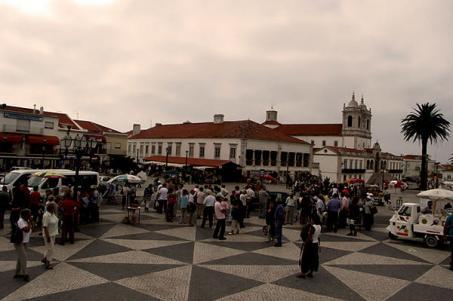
[139,144,144,156]
[175,143,181,156]
[359,160,362,169]
[132,143,136,154]
[288,152,295,167]
[354,160,358,169]
[166,143,172,155]
[229,146,236,160]
[347,116,353,127]
[16,119,30,132]
[157,143,162,155]
[151,144,156,155]
[311,140,315,145]
[343,159,348,169]
[246,149,253,165]
[262,151,270,166]
[303,153,310,167]
[254,150,262,165]
[214,144,221,159]
[280,152,288,167]
[334,140,338,147]
[296,153,303,167]
[114,143,121,149]
[199,144,205,158]
[44,121,54,129]
[189,143,194,157]
[366,119,370,130]
[270,151,277,166]
[358,117,361,128]
[322,140,326,146]
[145,145,149,155]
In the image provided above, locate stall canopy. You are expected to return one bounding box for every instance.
[143,155,234,168]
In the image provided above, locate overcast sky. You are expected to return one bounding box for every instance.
[1,0,452,162]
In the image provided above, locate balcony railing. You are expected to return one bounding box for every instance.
[388,169,403,173]
[342,168,366,174]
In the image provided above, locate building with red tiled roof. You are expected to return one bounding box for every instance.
[129,114,313,176]
[75,119,127,156]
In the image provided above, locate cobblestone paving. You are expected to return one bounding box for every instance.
[1,207,452,301]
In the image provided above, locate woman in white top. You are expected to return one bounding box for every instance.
[14,209,32,281]
[298,214,321,279]
[42,202,59,269]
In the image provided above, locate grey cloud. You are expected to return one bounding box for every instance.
[0,0,452,162]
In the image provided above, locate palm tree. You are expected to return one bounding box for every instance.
[401,102,450,190]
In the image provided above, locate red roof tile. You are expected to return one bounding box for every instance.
[144,156,231,167]
[75,120,120,134]
[130,120,308,144]
[403,154,423,160]
[274,124,343,136]
[1,105,80,129]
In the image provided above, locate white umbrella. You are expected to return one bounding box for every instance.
[108,174,143,184]
[417,188,453,200]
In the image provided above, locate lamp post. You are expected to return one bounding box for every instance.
[60,127,99,199]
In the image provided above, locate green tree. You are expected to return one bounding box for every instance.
[401,103,450,190]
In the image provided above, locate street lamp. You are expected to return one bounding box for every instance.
[60,127,99,199]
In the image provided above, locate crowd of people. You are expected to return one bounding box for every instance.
[2,183,101,281]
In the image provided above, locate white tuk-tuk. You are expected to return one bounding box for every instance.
[387,189,453,248]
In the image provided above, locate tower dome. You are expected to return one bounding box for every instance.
[347,92,358,107]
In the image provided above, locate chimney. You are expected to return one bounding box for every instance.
[132,124,141,136]
[155,123,162,127]
[213,114,224,124]
[39,106,44,114]
[33,104,37,114]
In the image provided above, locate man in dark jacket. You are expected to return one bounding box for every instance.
[0,186,10,229]
[274,200,285,247]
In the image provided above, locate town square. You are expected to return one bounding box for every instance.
[1,1,453,300]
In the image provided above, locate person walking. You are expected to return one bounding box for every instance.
[41,202,58,269]
[258,187,269,218]
[60,192,80,245]
[444,212,453,270]
[179,189,189,224]
[228,202,241,235]
[201,192,215,228]
[363,195,376,231]
[274,200,285,247]
[213,196,227,240]
[265,200,276,242]
[12,209,32,281]
[156,183,168,214]
[298,214,321,278]
[347,197,360,236]
[0,186,10,230]
[166,188,177,222]
[326,193,341,232]
[196,187,205,219]
[339,192,350,229]
[187,190,197,226]
[285,193,296,225]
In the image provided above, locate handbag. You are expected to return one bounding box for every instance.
[10,224,23,244]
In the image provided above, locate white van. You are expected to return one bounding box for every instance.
[27,170,99,197]
[0,169,45,193]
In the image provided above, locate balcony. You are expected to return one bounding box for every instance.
[342,168,366,174]
[3,124,43,135]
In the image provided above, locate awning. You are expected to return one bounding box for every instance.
[143,155,232,168]
[0,133,23,144]
[27,135,60,145]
